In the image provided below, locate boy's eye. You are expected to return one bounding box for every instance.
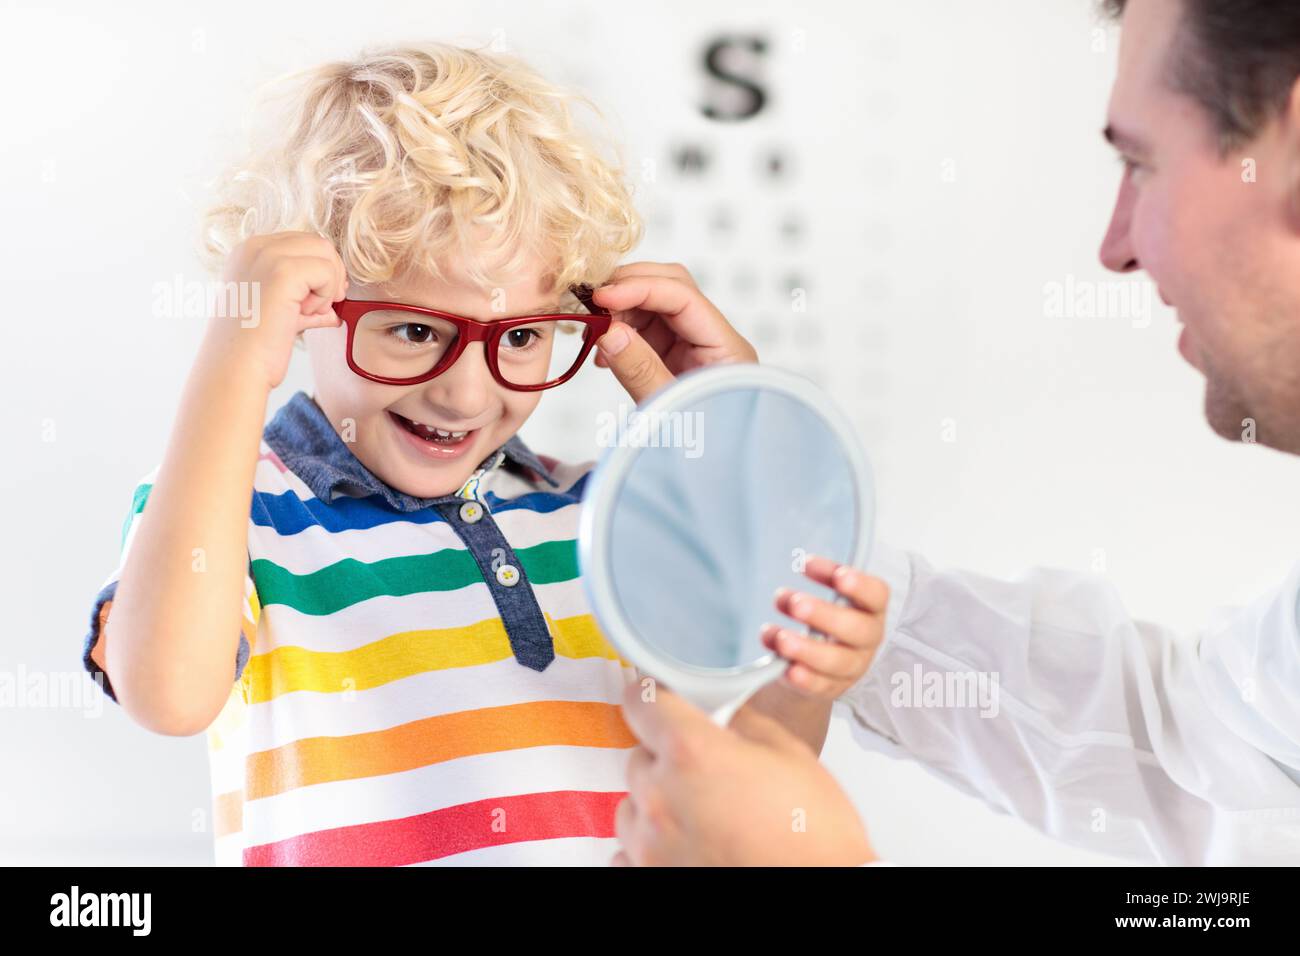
[393,323,436,345]
[503,327,541,350]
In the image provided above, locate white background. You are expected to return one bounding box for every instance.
[4,0,1299,865]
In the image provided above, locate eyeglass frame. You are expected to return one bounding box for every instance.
[331,283,612,392]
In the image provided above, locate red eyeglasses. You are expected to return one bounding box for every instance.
[332,283,611,392]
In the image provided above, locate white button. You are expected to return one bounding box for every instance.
[495,564,520,587]
[459,501,484,524]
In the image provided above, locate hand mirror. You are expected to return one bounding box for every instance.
[578,364,874,724]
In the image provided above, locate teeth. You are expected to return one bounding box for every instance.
[398,413,469,440]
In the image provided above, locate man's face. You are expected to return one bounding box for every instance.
[1100,0,1300,450]
[302,255,557,499]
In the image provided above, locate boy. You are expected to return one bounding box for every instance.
[82,41,865,866]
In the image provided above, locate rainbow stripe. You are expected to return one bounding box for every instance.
[90,435,635,867]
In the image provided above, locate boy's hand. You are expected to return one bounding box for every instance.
[211,231,350,391]
[762,555,890,699]
[591,261,758,403]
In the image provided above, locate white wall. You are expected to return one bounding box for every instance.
[4,0,1297,865]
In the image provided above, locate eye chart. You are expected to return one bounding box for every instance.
[519,8,903,469]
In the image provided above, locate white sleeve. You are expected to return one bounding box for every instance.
[838,542,1300,865]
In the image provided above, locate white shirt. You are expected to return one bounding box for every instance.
[839,542,1300,865]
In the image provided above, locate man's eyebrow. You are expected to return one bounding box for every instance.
[1103,123,1150,156]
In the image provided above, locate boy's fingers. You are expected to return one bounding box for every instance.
[596,321,676,404]
[592,275,731,351]
[636,316,680,360]
[300,293,332,315]
[598,312,678,365]
[252,236,347,293]
[268,254,339,302]
[301,308,342,330]
[608,261,700,290]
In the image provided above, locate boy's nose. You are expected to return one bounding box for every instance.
[419,340,494,423]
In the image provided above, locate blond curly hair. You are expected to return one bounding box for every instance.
[199,41,643,301]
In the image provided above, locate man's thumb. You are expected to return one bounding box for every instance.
[596,322,675,404]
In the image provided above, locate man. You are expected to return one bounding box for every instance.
[595,0,1300,865]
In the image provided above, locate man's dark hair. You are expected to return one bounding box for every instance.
[1104,0,1300,151]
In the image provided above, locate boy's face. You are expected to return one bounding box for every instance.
[302,255,557,499]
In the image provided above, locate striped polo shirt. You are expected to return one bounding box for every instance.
[82,390,637,866]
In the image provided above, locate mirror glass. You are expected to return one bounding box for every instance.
[602,384,862,672]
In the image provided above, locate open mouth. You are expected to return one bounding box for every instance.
[388,411,475,446]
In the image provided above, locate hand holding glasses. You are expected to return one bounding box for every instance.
[333,283,611,391]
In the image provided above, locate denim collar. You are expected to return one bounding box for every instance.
[263,391,558,513]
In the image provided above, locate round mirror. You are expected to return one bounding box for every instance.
[579,364,874,723]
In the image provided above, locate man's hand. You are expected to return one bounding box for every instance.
[614,682,877,866]
[592,262,758,403]
[764,556,891,699]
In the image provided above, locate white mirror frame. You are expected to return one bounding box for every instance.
[578,364,875,725]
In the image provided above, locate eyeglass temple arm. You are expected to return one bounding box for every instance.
[569,282,608,315]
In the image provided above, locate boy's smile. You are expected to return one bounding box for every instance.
[303,252,559,499]
[388,409,480,461]
[388,410,475,455]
